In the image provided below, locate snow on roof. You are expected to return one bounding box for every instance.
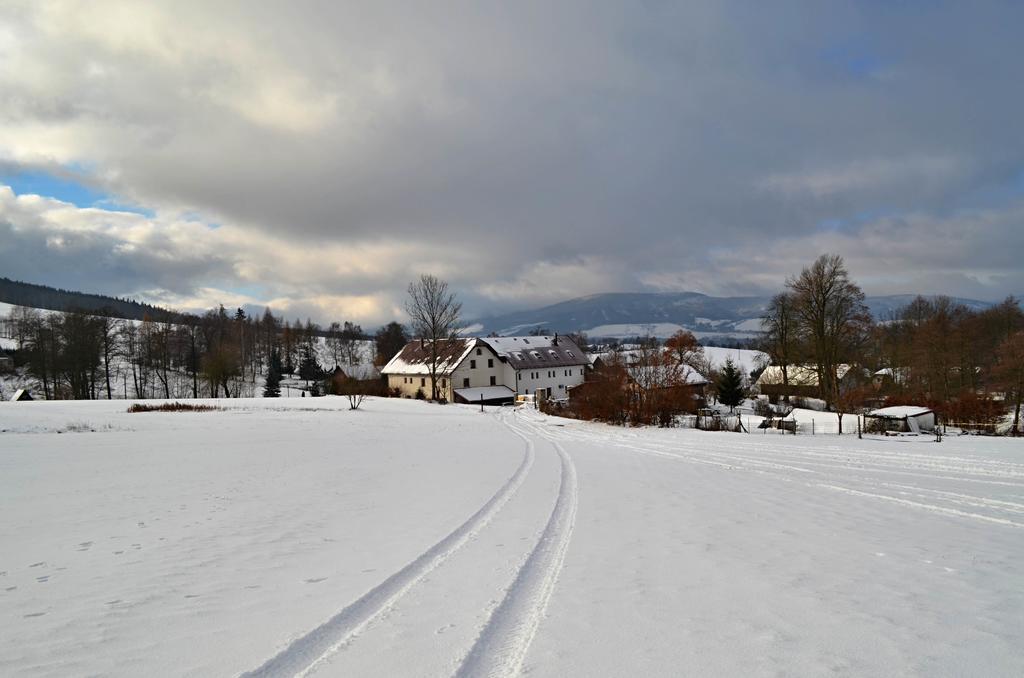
[481,336,587,369]
[381,338,477,376]
[454,385,515,402]
[868,406,934,418]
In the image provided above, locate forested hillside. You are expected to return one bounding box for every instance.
[0,277,183,322]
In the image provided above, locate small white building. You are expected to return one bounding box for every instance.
[381,335,588,404]
[865,406,937,434]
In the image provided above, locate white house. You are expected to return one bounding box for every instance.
[381,335,588,404]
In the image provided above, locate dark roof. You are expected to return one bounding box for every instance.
[481,336,588,370]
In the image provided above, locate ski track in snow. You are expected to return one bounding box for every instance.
[453,416,578,678]
[534,417,1024,528]
[241,418,536,678]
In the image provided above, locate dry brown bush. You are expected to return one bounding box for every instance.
[127,402,221,413]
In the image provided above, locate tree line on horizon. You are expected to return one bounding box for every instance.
[2,304,411,401]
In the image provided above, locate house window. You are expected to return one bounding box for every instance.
[441,379,446,388]
[470,360,476,369]
[488,358,494,368]
[463,378,470,387]
[489,376,496,386]
[421,378,426,387]
[476,348,482,355]
[517,373,521,380]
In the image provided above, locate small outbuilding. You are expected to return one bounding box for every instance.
[453,385,516,406]
[864,406,936,434]
[10,388,33,402]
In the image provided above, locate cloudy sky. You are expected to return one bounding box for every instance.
[1,1,1022,325]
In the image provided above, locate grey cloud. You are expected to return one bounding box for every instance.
[0,1,1022,321]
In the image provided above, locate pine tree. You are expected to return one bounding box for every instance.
[298,355,323,384]
[716,358,746,412]
[263,348,282,398]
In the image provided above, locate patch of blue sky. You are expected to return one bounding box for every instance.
[176,211,221,229]
[0,168,156,217]
[817,35,888,81]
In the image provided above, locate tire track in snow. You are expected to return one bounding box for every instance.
[453,419,578,678]
[529,413,1024,528]
[242,420,535,678]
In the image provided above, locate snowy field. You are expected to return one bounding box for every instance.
[1,398,1022,677]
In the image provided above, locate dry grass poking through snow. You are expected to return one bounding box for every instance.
[127,402,221,413]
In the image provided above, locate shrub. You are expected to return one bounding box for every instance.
[753,398,774,417]
[128,402,220,413]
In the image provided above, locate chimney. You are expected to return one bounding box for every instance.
[420,337,425,349]
[553,333,559,346]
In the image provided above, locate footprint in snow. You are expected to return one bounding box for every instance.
[5,586,17,592]
[36,576,50,583]
[77,541,93,551]
[435,624,456,634]
[184,594,200,599]
[29,562,45,568]
[24,612,46,618]
[305,577,327,584]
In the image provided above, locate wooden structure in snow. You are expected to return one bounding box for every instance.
[864,406,936,434]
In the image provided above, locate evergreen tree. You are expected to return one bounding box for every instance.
[716,358,746,412]
[263,348,282,398]
[298,354,324,384]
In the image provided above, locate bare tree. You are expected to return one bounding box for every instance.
[664,330,706,374]
[97,315,122,399]
[788,254,872,432]
[405,274,462,401]
[994,330,1024,436]
[761,292,800,402]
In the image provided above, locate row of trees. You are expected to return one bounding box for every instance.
[4,303,412,400]
[761,254,1024,434]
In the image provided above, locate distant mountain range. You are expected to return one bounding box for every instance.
[0,278,996,342]
[469,292,994,340]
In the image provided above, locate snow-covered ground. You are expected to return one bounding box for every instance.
[2,398,1022,676]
